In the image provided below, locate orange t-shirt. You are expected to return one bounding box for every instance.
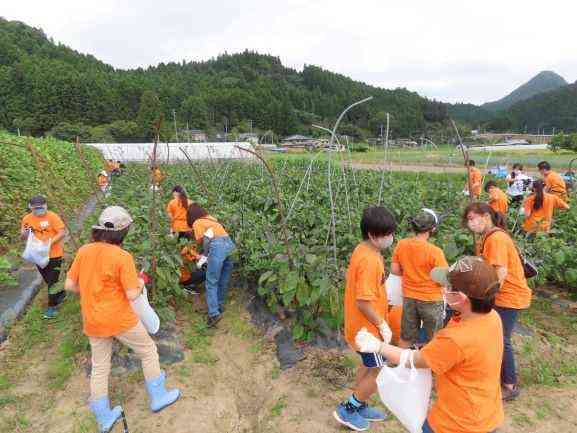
[391,238,448,301]
[67,242,140,337]
[544,171,567,200]
[523,193,569,233]
[488,187,508,215]
[388,305,402,345]
[421,310,504,433]
[180,245,200,282]
[344,242,388,350]
[152,168,163,186]
[21,211,65,258]
[479,230,531,309]
[166,198,192,232]
[97,174,108,187]
[467,167,482,197]
[105,161,115,173]
[192,216,228,243]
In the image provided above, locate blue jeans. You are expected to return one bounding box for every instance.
[495,306,519,385]
[422,419,496,433]
[205,236,235,317]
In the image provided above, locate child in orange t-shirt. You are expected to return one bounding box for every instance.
[485,180,509,216]
[20,195,67,319]
[65,206,180,432]
[465,160,482,198]
[523,180,569,233]
[356,256,505,433]
[391,209,448,348]
[166,186,193,238]
[333,206,397,432]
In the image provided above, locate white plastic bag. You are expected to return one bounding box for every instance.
[21,231,51,269]
[376,349,432,433]
[385,274,403,306]
[130,285,160,335]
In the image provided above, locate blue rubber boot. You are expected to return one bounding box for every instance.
[145,370,180,412]
[89,396,122,433]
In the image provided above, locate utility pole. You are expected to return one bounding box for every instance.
[173,109,179,143]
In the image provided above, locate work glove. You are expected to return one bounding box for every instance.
[378,320,393,344]
[355,328,384,353]
[197,255,208,269]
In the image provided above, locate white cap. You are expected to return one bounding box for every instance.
[92,206,133,231]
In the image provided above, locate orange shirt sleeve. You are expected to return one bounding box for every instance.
[524,196,533,216]
[50,213,65,232]
[119,253,139,291]
[166,200,174,217]
[21,215,29,231]
[483,235,508,268]
[193,220,204,243]
[391,243,401,265]
[355,257,381,301]
[421,332,464,375]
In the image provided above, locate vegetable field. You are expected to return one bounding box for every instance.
[106,156,577,340]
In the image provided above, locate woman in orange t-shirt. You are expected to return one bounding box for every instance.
[523,180,569,233]
[485,180,509,216]
[356,256,504,433]
[166,186,193,238]
[463,202,530,401]
[187,204,235,327]
[65,206,180,432]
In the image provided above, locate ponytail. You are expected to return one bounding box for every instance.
[532,180,544,211]
[172,185,189,210]
[462,202,507,231]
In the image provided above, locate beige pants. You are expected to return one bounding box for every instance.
[89,321,161,400]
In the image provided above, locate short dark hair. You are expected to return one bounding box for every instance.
[469,296,495,314]
[186,204,209,228]
[468,160,476,166]
[512,163,523,170]
[537,161,551,171]
[92,227,129,245]
[360,206,396,240]
[484,180,498,193]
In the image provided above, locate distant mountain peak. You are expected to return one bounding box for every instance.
[482,71,567,112]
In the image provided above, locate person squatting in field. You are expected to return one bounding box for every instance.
[538,161,568,202]
[333,206,397,431]
[356,256,504,433]
[390,208,448,349]
[64,206,180,433]
[186,204,235,328]
[20,195,67,319]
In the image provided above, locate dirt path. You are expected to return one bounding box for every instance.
[2,290,576,433]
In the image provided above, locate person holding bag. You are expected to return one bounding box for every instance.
[64,206,180,433]
[356,256,504,433]
[186,204,235,327]
[463,202,531,401]
[20,195,67,319]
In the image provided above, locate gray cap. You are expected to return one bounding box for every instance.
[29,195,47,208]
[92,206,133,231]
[410,208,439,232]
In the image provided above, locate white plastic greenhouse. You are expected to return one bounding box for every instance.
[86,142,256,162]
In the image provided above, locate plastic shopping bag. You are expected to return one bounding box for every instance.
[131,285,160,335]
[376,349,432,433]
[385,274,403,306]
[21,231,51,269]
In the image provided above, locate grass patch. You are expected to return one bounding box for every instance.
[270,395,287,418]
[184,318,218,365]
[0,374,12,391]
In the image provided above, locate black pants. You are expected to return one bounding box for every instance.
[37,257,65,307]
[180,269,206,287]
[177,231,193,240]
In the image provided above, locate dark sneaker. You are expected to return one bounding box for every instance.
[43,307,58,320]
[358,403,387,421]
[206,314,222,328]
[183,286,200,295]
[333,402,369,431]
[502,385,520,401]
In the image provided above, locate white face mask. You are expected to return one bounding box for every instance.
[372,234,394,250]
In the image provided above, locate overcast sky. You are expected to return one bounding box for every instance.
[4,1,577,104]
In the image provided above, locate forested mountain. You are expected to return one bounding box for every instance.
[0,17,450,142]
[482,71,568,112]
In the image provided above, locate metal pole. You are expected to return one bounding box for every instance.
[173,109,179,143]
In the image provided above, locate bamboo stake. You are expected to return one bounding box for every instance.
[148,115,163,300]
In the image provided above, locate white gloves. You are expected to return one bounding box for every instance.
[378,320,393,344]
[197,255,208,269]
[355,328,385,353]
[205,228,215,239]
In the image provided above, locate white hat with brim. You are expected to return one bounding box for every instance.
[92,206,133,231]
